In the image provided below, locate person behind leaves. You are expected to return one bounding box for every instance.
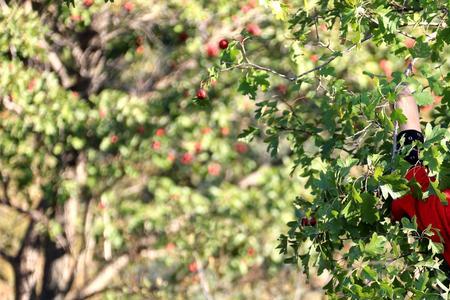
[390,84,450,268]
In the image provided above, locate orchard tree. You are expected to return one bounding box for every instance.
[201,0,450,298]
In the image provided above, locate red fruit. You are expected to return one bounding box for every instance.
[111,135,119,144]
[167,151,176,162]
[241,5,252,13]
[166,242,176,251]
[136,45,144,54]
[247,0,257,8]
[137,125,145,134]
[98,200,106,209]
[188,261,198,273]
[247,247,256,256]
[202,127,212,134]
[179,32,189,42]
[276,84,287,95]
[123,1,134,12]
[404,37,416,49]
[155,128,165,137]
[234,142,248,154]
[99,109,106,119]
[83,0,94,7]
[219,39,229,50]
[71,14,81,22]
[194,142,202,154]
[220,127,230,136]
[206,44,219,57]
[181,153,193,165]
[27,79,36,92]
[152,141,161,150]
[71,91,79,98]
[196,88,207,100]
[310,54,319,63]
[246,23,261,36]
[301,217,317,226]
[208,163,221,176]
[379,59,392,80]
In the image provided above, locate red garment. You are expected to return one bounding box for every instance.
[391,165,450,264]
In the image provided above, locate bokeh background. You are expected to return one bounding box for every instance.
[0,0,441,299]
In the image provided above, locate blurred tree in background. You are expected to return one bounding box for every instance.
[2,0,450,299]
[0,0,317,299]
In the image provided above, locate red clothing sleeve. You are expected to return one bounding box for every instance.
[391,165,450,264]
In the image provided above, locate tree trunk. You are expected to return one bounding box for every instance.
[14,221,41,300]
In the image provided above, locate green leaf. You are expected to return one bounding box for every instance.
[414,91,434,106]
[410,38,431,58]
[364,233,386,257]
[391,108,407,124]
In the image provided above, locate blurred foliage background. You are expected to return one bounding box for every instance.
[1,0,448,299]
[0,0,327,299]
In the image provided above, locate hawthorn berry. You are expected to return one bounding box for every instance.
[152,141,161,150]
[206,44,219,57]
[234,142,248,154]
[247,247,256,256]
[188,261,198,273]
[218,39,229,49]
[207,163,221,176]
[166,242,176,251]
[178,32,189,42]
[181,153,193,165]
[247,23,261,36]
[196,88,207,100]
[155,128,165,137]
[404,37,416,49]
[110,135,119,144]
[220,127,230,136]
[300,217,317,226]
[83,0,94,7]
[276,84,287,95]
[310,54,319,63]
[123,1,134,12]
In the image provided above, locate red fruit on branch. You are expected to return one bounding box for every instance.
[194,142,202,154]
[276,84,287,95]
[310,54,319,63]
[404,37,416,49]
[83,0,94,7]
[152,141,161,150]
[201,127,212,135]
[218,39,229,50]
[181,153,193,165]
[110,135,119,144]
[178,32,189,42]
[207,163,221,176]
[123,1,134,12]
[247,247,256,256]
[206,44,219,57]
[234,142,248,154]
[137,125,145,134]
[300,217,317,226]
[99,109,106,119]
[166,242,176,251]
[196,88,207,100]
[188,261,198,273]
[246,23,261,36]
[136,45,144,54]
[220,127,230,136]
[155,128,165,137]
